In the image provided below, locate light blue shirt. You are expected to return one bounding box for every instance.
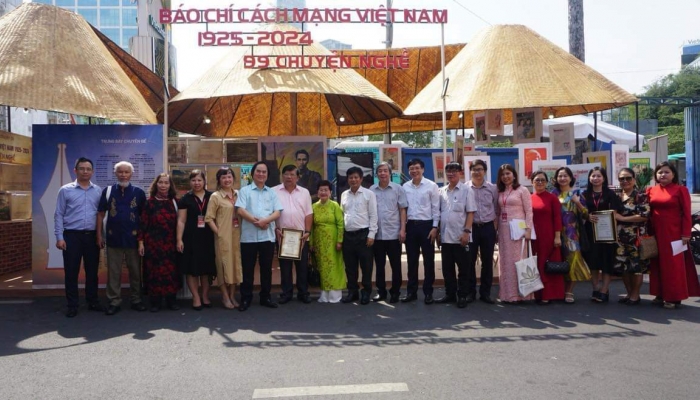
[54,180,102,241]
[439,182,477,244]
[370,182,408,240]
[235,184,283,243]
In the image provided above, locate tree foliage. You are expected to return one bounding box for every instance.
[640,68,700,154]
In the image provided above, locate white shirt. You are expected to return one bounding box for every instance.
[340,186,378,239]
[403,177,440,227]
[370,182,408,240]
[439,182,477,244]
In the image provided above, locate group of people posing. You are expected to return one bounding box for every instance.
[54,155,700,318]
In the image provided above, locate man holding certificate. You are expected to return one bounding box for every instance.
[274,165,313,304]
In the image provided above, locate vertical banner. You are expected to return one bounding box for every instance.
[32,125,164,288]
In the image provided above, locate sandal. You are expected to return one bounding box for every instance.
[565,292,575,304]
[618,296,630,304]
[591,290,601,301]
[663,302,679,309]
[537,300,550,305]
[651,296,664,305]
[222,299,235,310]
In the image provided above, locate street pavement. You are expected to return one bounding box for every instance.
[1,280,699,400]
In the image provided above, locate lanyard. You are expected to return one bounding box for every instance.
[591,192,602,210]
[194,195,207,215]
[501,188,513,209]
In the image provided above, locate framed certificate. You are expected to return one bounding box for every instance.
[592,210,617,242]
[278,228,304,260]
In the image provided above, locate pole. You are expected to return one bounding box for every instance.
[440,23,447,176]
[593,111,597,151]
[383,0,393,145]
[163,22,170,173]
[6,105,10,133]
[635,101,640,152]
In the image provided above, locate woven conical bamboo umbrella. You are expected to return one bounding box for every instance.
[404,24,638,125]
[0,3,156,124]
[162,23,403,138]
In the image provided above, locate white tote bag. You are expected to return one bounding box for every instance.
[515,240,544,297]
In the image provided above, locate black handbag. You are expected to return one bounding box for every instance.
[545,260,570,274]
[577,213,591,252]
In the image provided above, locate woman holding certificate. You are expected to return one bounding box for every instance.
[530,171,565,303]
[552,167,590,304]
[176,170,216,310]
[310,180,347,303]
[646,162,700,309]
[205,168,243,310]
[613,168,649,305]
[582,167,621,303]
[495,165,534,304]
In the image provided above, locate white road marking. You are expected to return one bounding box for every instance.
[252,383,409,398]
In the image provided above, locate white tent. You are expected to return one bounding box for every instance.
[503,115,643,147]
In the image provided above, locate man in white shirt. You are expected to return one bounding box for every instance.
[402,159,440,304]
[437,162,476,308]
[370,162,407,303]
[274,164,313,304]
[340,166,378,305]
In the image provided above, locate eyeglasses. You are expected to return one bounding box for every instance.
[533,179,547,183]
[618,176,634,182]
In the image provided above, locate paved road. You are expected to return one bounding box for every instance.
[1,280,699,399]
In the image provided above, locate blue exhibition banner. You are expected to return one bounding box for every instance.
[32,125,163,288]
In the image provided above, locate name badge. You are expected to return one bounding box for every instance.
[197,215,205,228]
[501,212,508,222]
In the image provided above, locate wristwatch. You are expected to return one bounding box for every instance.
[463,228,472,233]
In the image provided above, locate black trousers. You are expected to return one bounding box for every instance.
[405,220,435,295]
[240,241,275,303]
[342,228,373,294]
[279,241,310,298]
[441,243,472,297]
[62,230,100,308]
[373,239,402,295]
[469,222,497,298]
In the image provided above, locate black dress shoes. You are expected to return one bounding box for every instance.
[298,294,312,304]
[105,305,121,315]
[457,297,468,309]
[479,296,495,304]
[130,302,147,312]
[400,292,418,303]
[388,293,400,304]
[238,301,250,312]
[360,292,370,305]
[424,294,434,305]
[465,294,476,303]
[278,295,292,305]
[341,291,359,303]
[66,308,78,318]
[435,295,457,304]
[372,293,387,302]
[87,303,104,312]
[260,299,279,309]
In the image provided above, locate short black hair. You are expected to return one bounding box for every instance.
[654,161,679,184]
[251,161,268,176]
[346,166,363,178]
[74,157,94,170]
[216,167,236,190]
[553,167,576,190]
[317,180,333,192]
[407,158,424,169]
[281,164,299,175]
[469,159,487,172]
[445,162,462,172]
[295,149,310,160]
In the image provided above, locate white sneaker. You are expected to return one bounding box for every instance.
[329,290,343,303]
[318,291,329,303]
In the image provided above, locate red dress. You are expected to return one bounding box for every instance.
[531,191,565,301]
[138,197,181,296]
[647,183,700,302]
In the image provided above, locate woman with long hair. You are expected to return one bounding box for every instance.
[646,162,700,309]
[176,170,216,310]
[613,168,649,305]
[530,171,565,303]
[138,173,180,312]
[582,167,621,303]
[495,164,534,304]
[551,167,591,303]
[204,167,243,309]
